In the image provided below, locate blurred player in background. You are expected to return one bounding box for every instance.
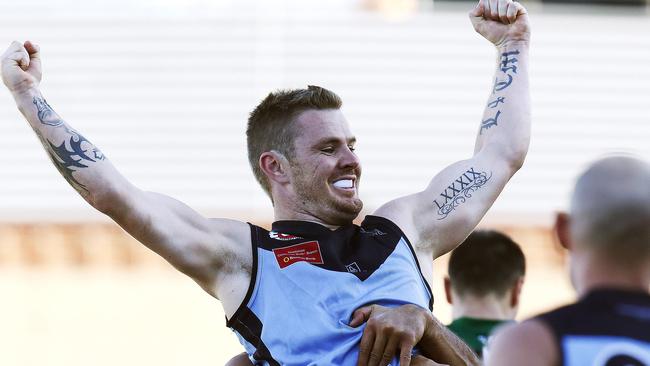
[485,156,650,365]
[1,0,529,364]
[444,230,526,358]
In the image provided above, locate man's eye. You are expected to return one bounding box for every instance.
[348,146,356,152]
[321,147,335,154]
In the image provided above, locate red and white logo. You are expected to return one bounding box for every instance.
[273,241,324,269]
[269,231,302,241]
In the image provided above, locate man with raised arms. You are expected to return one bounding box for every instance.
[1,0,530,364]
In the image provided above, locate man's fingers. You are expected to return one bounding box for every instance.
[367,333,388,366]
[24,41,40,59]
[350,306,373,327]
[506,2,517,23]
[498,0,509,24]
[514,1,528,16]
[398,340,415,366]
[411,355,445,366]
[379,337,399,366]
[488,0,499,20]
[4,50,30,70]
[469,0,485,18]
[357,326,375,366]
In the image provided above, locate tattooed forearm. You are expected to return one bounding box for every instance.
[482,49,520,134]
[480,110,501,135]
[500,50,519,74]
[433,168,492,220]
[32,126,106,197]
[33,96,64,126]
[492,50,519,94]
[487,97,505,108]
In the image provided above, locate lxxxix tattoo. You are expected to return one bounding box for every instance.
[433,168,492,220]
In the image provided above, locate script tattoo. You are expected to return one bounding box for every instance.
[493,74,513,93]
[487,97,505,108]
[433,168,492,220]
[492,50,519,93]
[33,96,64,126]
[480,110,501,135]
[500,50,519,74]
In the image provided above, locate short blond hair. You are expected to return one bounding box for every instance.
[246,85,342,197]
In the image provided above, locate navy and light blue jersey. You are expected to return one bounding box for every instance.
[227,215,433,366]
[536,288,650,366]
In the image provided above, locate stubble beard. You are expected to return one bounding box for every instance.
[291,167,363,225]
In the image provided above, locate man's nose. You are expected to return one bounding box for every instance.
[339,146,360,170]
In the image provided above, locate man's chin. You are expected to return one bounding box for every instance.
[332,198,363,222]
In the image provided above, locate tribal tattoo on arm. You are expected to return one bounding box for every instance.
[433,168,492,220]
[480,49,520,135]
[32,96,106,197]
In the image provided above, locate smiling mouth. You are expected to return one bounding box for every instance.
[332,179,355,190]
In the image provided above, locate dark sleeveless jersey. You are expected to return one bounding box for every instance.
[536,288,650,366]
[226,215,433,366]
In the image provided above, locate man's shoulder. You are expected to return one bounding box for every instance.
[485,319,558,366]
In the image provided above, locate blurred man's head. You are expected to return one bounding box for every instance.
[445,230,526,320]
[555,155,650,293]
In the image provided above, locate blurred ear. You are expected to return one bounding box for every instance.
[554,212,572,250]
[510,276,524,308]
[259,151,290,185]
[444,276,453,305]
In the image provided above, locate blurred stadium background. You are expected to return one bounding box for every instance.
[0,0,648,364]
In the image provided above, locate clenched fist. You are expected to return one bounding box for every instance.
[469,0,530,47]
[1,40,42,94]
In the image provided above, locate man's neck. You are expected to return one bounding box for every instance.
[574,253,650,298]
[452,295,514,321]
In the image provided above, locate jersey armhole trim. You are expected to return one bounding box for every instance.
[364,215,434,310]
[226,223,260,327]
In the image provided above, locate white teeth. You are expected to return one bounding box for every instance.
[333,179,353,189]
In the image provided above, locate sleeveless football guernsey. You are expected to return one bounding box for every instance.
[447,317,511,358]
[536,288,650,366]
[226,215,433,366]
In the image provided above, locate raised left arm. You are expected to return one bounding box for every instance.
[375,0,531,259]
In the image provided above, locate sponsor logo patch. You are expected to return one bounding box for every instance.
[269,231,302,241]
[273,241,324,269]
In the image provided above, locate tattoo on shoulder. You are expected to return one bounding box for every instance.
[33,96,64,127]
[432,168,492,220]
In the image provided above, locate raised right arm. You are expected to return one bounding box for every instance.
[1,41,250,299]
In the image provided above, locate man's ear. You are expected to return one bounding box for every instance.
[444,276,453,305]
[554,212,572,250]
[259,151,290,185]
[510,276,524,308]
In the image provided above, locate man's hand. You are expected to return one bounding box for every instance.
[350,304,432,366]
[412,355,449,366]
[469,0,530,47]
[1,40,42,94]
